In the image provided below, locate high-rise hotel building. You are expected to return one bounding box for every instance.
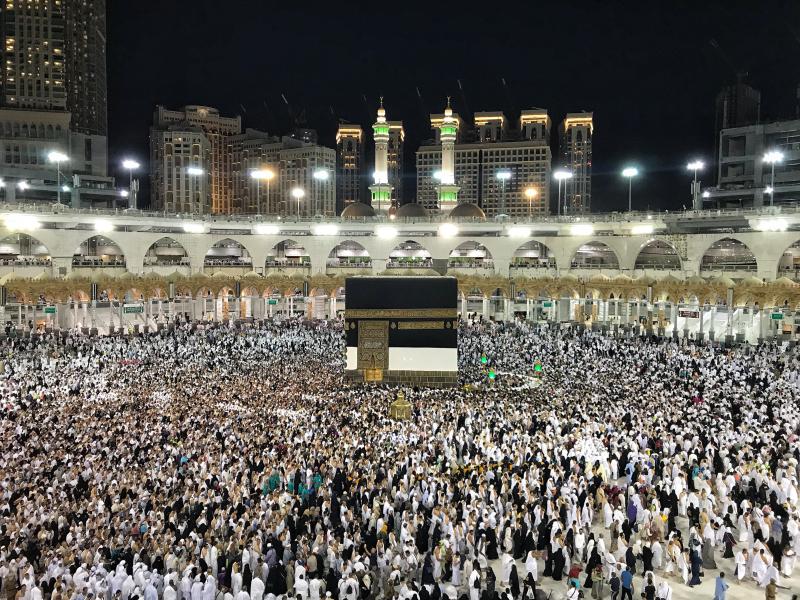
[151,106,334,216]
[335,122,363,213]
[559,112,593,214]
[152,106,242,214]
[0,0,115,206]
[416,108,551,217]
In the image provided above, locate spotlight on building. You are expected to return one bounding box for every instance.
[507,227,531,238]
[312,224,338,236]
[631,224,654,235]
[182,223,206,234]
[376,226,398,239]
[4,214,40,231]
[438,223,459,238]
[253,224,280,235]
[570,223,594,236]
[94,220,114,233]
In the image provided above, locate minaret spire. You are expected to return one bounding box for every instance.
[369,97,392,212]
[436,98,460,212]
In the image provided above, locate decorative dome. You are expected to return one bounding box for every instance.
[449,203,486,220]
[340,202,376,218]
[395,202,428,218]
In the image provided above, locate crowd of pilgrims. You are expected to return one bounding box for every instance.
[0,318,799,600]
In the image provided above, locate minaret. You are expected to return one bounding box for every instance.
[437,97,460,212]
[369,98,392,212]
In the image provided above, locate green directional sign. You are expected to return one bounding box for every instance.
[123,304,144,314]
[268,299,278,305]
[44,306,56,314]
[771,312,784,320]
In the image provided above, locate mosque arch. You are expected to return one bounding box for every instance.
[204,239,253,267]
[634,239,682,270]
[144,237,189,267]
[448,241,493,268]
[268,239,309,267]
[571,241,620,269]
[327,240,371,267]
[511,240,556,269]
[699,237,757,274]
[388,240,432,268]
[777,239,800,279]
[72,235,126,267]
[0,233,51,264]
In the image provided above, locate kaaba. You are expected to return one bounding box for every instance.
[344,276,458,386]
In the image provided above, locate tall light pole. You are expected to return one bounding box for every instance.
[291,186,305,217]
[122,159,140,209]
[763,150,784,207]
[621,167,638,212]
[496,170,511,215]
[313,168,329,216]
[47,151,69,205]
[250,168,275,215]
[686,160,704,209]
[553,170,572,216]
[524,187,538,218]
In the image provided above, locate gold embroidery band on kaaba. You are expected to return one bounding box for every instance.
[397,321,445,330]
[345,308,457,319]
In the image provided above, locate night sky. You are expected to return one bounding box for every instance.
[108,1,800,212]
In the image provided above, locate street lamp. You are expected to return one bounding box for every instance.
[250,168,275,215]
[553,170,572,216]
[763,150,784,207]
[496,170,511,215]
[313,169,329,216]
[621,167,638,212]
[291,186,305,217]
[524,187,538,218]
[686,160,704,209]
[47,150,69,205]
[122,159,140,209]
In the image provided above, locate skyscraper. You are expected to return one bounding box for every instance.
[715,79,761,131]
[387,121,404,206]
[559,112,593,214]
[0,0,113,205]
[150,124,212,214]
[336,122,363,213]
[153,106,242,214]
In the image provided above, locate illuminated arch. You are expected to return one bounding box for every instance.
[700,238,757,274]
[571,241,619,269]
[634,239,682,270]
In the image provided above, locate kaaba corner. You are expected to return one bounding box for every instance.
[344,276,458,387]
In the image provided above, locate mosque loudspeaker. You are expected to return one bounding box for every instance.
[303,281,309,297]
[0,286,6,306]
[168,281,176,300]
[235,281,241,297]
[91,283,98,301]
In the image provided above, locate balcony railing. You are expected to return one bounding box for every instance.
[387,259,433,269]
[72,257,126,267]
[4,200,800,226]
[447,260,495,269]
[144,257,190,266]
[327,260,372,268]
[203,258,253,267]
[0,257,51,266]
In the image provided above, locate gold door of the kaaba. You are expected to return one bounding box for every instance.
[357,320,389,376]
